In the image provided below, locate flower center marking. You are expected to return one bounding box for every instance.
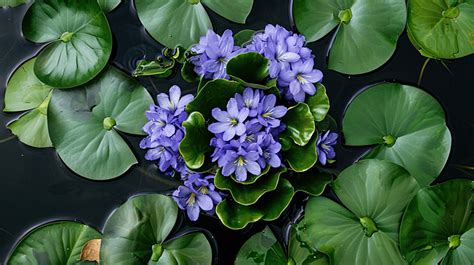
[383,135,396,147]
[236,156,246,166]
[230,118,238,125]
[262,112,272,118]
[199,186,208,195]
[360,216,378,237]
[442,6,460,19]
[448,235,461,249]
[103,117,116,130]
[187,193,196,205]
[338,9,352,24]
[150,244,163,262]
[60,31,74,43]
[296,74,306,83]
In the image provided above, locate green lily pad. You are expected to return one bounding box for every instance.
[400,179,473,265]
[186,79,244,120]
[282,103,315,146]
[48,67,153,180]
[22,0,112,88]
[306,84,330,122]
[234,29,256,47]
[304,159,419,265]
[226,52,271,89]
[179,111,212,170]
[135,0,253,48]
[0,0,29,7]
[407,0,474,59]
[289,220,330,265]
[3,58,53,148]
[286,133,318,172]
[293,0,407,74]
[289,168,332,196]
[98,0,121,12]
[101,194,212,265]
[342,83,452,187]
[235,226,287,265]
[7,221,101,265]
[215,167,286,206]
[216,178,294,230]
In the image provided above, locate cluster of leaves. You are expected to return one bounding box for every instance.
[3,0,154,180]
[293,0,474,75]
[7,194,214,265]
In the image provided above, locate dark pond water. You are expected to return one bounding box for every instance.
[1,0,473,264]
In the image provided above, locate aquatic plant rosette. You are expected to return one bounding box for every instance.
[140,25,337,229]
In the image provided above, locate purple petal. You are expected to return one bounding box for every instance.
[246,161,261,176]
[208,122,229,134]
[222,162,236,176]
[234,123,246,136]
[271,106,288,118]
[186,203,200,221]
[177,94,194,110]
[279,70,296,83]
[197,194,213,211]
[268,154,281,168]
[227,98,239,117]
[279,52,300,63]
[169,85,181,106]
[163,124,176,137]
[289,80,301,95]
[263,94,276,110]
[301,83,316,95]
[301,59,315,73]
[238,108,249,122]
[319,151,327,166]
[223,128,236,141]
[302,70,323,83]
[212,108,229,122]
[157,94,171,110]
[245,151,260,161]
[235,166,247,181]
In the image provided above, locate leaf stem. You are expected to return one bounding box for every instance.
[0,135,16,144]
[417,58,431,86]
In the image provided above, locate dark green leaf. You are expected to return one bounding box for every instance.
[306,84,330,122]
[227,52,269,86]
[235,226,287,265]
[316,115,337,132]
[179,112,212,170]
[201,0,253,24]
[48,67,153,180]
[342,82,452,187]
[400,179,473,265]
[7,221,101,265]
[293,0,407,74]
[181,60,200,83]
[286,134,318,172]
[234,29,256,46]
[289,168,332,196]
[282,103,315,146]
[304,159,419,265]
[22,0,112,88]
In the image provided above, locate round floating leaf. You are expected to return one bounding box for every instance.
[282,103,315,146]
[304,159,419,265]
[293,0,407,74]
[48,67,153,180]
[4,58,54,148]
[400,179,473,265]
[342,83,452,187]
[179,112,212,170]
[407,0,474,59]
[235,226,287,265]
[186,79,244,120]
[201,0,253,24]
[289,220,330,265]
[7,221,101,265]
[226,52,270,88]
[306,84,330,122]
[286,134,318,172]
[0,0,29,7]
[216,178,294,230]
[234,29,256,47]
[98,0,121,12]
[22,0,112,88]
[215,167,286,206]
[150,233,212,265]
[289,168,332,196]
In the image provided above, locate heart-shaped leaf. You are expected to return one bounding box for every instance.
[306,84,330,122]
[101,194,212,265]
[285,133,318,172]
[215,167,286,205]
[342,83,452,187]
[304,159,419,265]
[7,221,101,265]
[48,66,153,180]
[235,226,287,265]
[179,111,213,170]
[407,0,474,59]
[216,178,294,230]
[3,58,53,148]
[201,0,253,24]
[22,0,112,88]
[186,79,244,120]
[98,0,121,12]
[234,29,256,47]
[226,52,271,89]
[400,179,473,265]
[293,0,406,74]
[0,0,29,7]
[289,168,332,196]
[282,103,315,146]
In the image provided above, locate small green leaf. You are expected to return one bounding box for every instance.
[286,133,318,172]
[22,0,112,88]
[282,103,315,146]
[133,59,175,78]
[234,29,256,46]
[179,112,212,170]
[215,167,286,205]
[186,79,244,120]
[235,226,287,265]
[201,0,253,24]
[97,0,121,12]
[289,168,332,196]
[227,52,270,89]
[306,84,330,122]
[7,221,101,265]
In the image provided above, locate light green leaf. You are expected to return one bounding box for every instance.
[282,103,315,146]
[156,233,212,265]
[22,0,112,88]
[98,0,121,12]
[48,67,153,180]
[7,221,101,265]
[407,0,474,59]
[293,0,407,74]
[235,226,287,265]
[400,179,473,265]
[289,220,330,265]
[342,83,452,187]
[179,112,212,170]
[201,0,253,24]
[306,84,330,122]
[0,0,29,7]
[304,159,419,265]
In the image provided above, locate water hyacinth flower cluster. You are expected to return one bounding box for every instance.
[141,25,338,226]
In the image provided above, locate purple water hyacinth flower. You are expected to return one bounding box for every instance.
[256,133,282,169]
[279,60,323,102]
[257,94,288,128]
[185,174,223,208]
[316,130,338,166]
[190,29,243,79]
[264,35,301,78]
[235,88,262,117]
[220,147,261,182]
[239,119,263,145]
[208,98,249,141]
[156,85,194,116]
